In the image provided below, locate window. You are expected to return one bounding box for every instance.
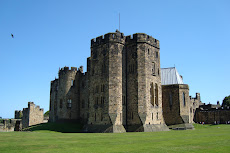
[152,62,155,75]
[60,99,63,108]
[71,80,74,86]
[156,51,158,58]
[67,99,72,108]
[169,92,173,109]
[183,92,186,106]
[122,96,126,105]
[148,49,150,55]
[102,64,106,74]
[157,112,159,120]
[152,113,153,120]
[150,83,154,106]
[129,64,135,74]
[101,84,105,92]
[155,84,158,106]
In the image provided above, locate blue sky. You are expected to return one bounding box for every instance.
[0,0,229,118]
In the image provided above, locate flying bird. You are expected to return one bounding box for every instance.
[11,33,14,38]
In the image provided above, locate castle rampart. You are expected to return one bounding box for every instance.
[126,33,160,48]
[22,102,44,128]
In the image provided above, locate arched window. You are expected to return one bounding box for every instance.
[150,83,154,106]
[60,99,63,108]
[152,62,155,75]
[183,92,186,106]
[67,99,72,108]
[155,84,158,106]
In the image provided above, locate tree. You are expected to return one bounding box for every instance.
[44,111,49,117]
[19,111,23,119]
[222,95,230,108]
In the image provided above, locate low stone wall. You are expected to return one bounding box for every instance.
[194,108,230,124]
[0,119,22,132]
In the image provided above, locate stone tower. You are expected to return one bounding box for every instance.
[87,32,126,132]
[125,33,168,132]
[56,67,78,120]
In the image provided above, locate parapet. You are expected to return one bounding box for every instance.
[91,32,125,47]
[126,33,160,48]
[190,93,201,101]
[78,66,83,73]
[59,66,78,75]
[28,102,35,107]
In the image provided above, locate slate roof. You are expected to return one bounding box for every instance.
[161,67,184,85]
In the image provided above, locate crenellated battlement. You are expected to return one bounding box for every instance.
[58,66,78,75]
[28,102,35,107]
[190,93,201,101]
[91,32,159,49]
[91,32,125,47]
[126,33,160,48]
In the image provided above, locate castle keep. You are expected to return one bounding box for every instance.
[49,31,201,132]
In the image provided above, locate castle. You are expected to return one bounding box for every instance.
[49,31,202,133]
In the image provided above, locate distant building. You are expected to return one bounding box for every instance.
[194,102,230,124]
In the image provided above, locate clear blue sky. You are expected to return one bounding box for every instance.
[0,0,229,118]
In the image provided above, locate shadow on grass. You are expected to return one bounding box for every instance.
[24,122,83,133]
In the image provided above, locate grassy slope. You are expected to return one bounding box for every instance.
[0,124,229,153]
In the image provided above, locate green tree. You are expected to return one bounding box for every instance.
[19,111,23,119]
[44,111,49,117]
[222,95,230,108]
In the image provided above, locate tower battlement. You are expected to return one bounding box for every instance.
[59,67,78,75]
[126,33,160,48]
[91,32,125,47]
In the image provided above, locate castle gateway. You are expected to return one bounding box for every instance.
[49,31,200,133]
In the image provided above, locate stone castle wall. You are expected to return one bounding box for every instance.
[22,102,44,128]
[49,31,169,132]
[194,108,230,124]
[0,119,21,132]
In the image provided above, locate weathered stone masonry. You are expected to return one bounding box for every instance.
[49,31,170,132]
[22,102,44,129]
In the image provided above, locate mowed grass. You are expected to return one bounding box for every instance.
[0,124,230,153]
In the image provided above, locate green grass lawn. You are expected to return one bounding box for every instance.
[0,124,229,153]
